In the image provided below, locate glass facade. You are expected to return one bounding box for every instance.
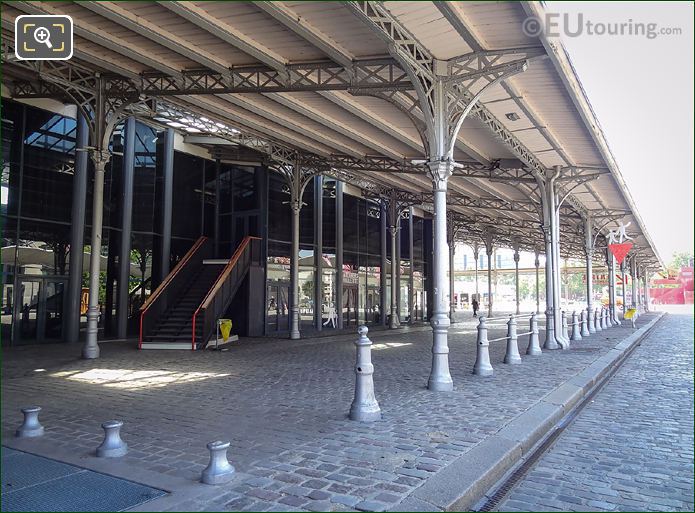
[2,98,434,345]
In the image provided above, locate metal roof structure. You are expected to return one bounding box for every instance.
[0,1,662,269]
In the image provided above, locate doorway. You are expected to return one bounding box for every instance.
[266,281,290,333]
[13,276,67,344]
[342,285,358,328]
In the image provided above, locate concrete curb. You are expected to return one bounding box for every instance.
[393,311,665,512]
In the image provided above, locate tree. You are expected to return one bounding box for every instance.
[668,251,693,275]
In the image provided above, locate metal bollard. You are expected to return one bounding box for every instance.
[504,315,521,364]
[473,316,493,376]
[96,420,128,457]
[16,406,44,438]
[580,310,590,337]
[600,307,608,329]
[562,310,570,341]
[594,308,602,332]
[587,307,596,334]
[201,441,236,484]
[526,313,542,356]
[570,311,582,341]
[349,326,381,421]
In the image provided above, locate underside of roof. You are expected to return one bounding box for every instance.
[0,1,662,268]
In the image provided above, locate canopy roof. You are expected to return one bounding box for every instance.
[0,1,661,268]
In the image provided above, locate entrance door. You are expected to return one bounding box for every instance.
[266,281,290,333]
[13,276,67,344]
[232,213,259,249]
[343,285,358,328]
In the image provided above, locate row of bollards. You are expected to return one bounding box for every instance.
[15,406,236,485]
[474,314,540,376]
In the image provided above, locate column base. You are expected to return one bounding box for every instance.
[427,378,454,392]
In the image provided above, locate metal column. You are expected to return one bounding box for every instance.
[213,159,220,257]
[380,200,388,326]
[66,112,88,344]
[584,217,595,333]
[116,117,135,340]
[473,244,480,303]
[335,181,344,330]
[513,245,520,315]
[82,152,110,359]
[426,161,453,392]
[159,128,175,283]
[388,201,400,328]
[621,262,627,316]
[408,208,414,323]
[484,233,494,318]
[314,176,323,331]
[449,237,456,321]
[289,166,301,340]
[631,257,638,308]
[534,250,540,314]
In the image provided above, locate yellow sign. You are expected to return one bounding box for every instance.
[219,319,233,342]
[624,308,637,320]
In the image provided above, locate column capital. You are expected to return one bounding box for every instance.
[89,149,111,169]
[427,160,453,191]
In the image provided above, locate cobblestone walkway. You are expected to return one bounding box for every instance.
[498,310,694,512]
[2,312,659,512]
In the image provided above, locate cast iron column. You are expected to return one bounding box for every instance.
[116,117,136,339]
[66,112,88,343]
[631,257,638,308]
[426,161,453,392]
[584,217,595,333]
[314,176,323,331]
[388,197,400,328]
[82,152,110,359]
[335,181,344,329]
[513,244,520,315]
[289,167,301,340]
[473,243,480,305]
[621,262,627,317]
[484,233,494,318]
[449,233,456,321]
[380,200,388,326]
[534,250,540,314]
[159,128,174,283]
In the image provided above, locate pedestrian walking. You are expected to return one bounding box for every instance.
[472,297,479,317]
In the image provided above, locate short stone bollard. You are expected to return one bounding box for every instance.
[96,420,128,458]
[580,309,590,337]
[201,441,235,484]
[16,406,44,438]
[594,308,602,332]
[473,316,493,376]
[570,311,582,341]
[504,315,521,364]
[601,307,608,330]
[526,313,542,356]
[349,326,381,422]
[587,307,596,334]
[562,310,570,341]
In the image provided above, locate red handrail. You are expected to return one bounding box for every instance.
[139,236,207,349]
[191,236,260,349]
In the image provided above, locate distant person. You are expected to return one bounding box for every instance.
[472,297,479,317]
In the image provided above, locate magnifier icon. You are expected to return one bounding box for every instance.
[34,26,52,49]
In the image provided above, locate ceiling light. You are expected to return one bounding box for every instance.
[505,112,521,121]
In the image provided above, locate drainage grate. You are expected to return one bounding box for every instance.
[476,315,665,512]
[1,448,166,512]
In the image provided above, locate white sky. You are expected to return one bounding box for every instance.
[546,1,694,263]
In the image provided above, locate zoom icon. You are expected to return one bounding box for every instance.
[15,15,73,60]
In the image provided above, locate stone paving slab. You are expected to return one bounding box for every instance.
[496,309,694,512]
[2,312,660,512]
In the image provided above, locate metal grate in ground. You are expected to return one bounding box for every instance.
[1,447,166,512]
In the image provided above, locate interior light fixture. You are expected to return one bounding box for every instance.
[505,112,521,121]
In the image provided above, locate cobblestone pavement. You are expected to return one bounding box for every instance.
[2,311,658,512]
[497,309,694,512]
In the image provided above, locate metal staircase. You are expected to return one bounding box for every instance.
[139,236,262,350]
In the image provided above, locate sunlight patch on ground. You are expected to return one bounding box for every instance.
[50,368,230,389]
[371,342,412,351]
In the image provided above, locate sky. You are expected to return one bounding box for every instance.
[546,1,694,263]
